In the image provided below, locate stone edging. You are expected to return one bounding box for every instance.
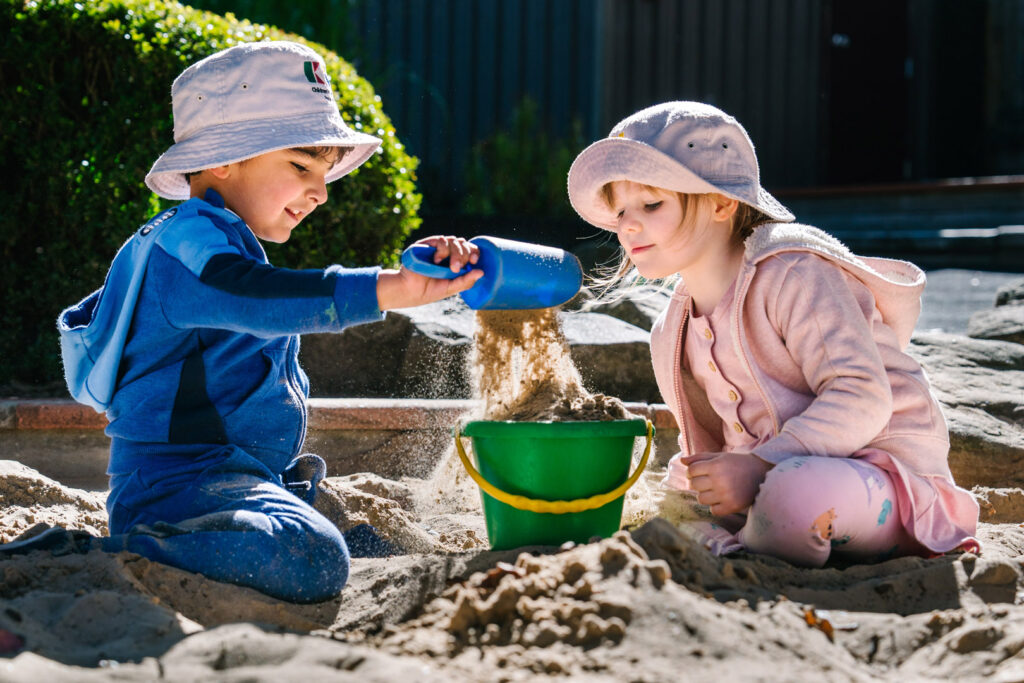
[0,398,679,432]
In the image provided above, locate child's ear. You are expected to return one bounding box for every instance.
[207,165,232,180]
[709,194,739,221]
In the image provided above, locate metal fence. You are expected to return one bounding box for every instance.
[192,0,1024,216]
[341,0,603,209]
[599,0,823,190]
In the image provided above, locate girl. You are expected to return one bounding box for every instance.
[567,101,979,566]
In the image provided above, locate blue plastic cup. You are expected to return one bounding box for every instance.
[400,236,583,310]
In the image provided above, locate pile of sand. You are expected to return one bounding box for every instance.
[4,466,1023,681]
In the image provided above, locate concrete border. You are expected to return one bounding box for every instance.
[0,399,680,491]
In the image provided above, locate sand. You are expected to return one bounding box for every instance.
[470,308,631,423]
[3,466,1024,681]
[3,310,1024,681]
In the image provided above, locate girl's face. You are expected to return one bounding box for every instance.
[608,181,729,279]
[215,148,333,243]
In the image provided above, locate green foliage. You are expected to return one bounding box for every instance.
[462,97,585,218]
[0,0,421,389]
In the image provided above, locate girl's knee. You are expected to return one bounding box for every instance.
[751,456,825,519]
[738,458,833,567]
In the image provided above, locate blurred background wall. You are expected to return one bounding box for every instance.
[194,0,1024,267]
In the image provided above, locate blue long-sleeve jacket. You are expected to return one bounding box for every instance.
[58,190,382,475]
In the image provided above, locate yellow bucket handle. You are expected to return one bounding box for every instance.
[454,419,653,514]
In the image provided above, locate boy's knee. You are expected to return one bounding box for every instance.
[281,523,350,602]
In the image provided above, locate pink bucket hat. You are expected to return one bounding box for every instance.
[146,41,382,200]
[567,101,794,230]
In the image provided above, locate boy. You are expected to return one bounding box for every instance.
[5,41,481,603]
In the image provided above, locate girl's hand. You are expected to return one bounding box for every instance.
[678,451,772,516]
[376,235,483,311]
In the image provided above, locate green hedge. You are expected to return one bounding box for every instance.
[0,0,421,391]
[462,97,585,219]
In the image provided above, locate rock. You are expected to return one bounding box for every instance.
[994,277,1024,307]
[300,312,414,397]
[965,276,1024,345]
[972,487,1024,523]
[300,298,473,399]
[581,285,671,331]
[560,286,596,312]
[563,312,658,403]
[394,299,476,399]
[301,300,659,402]
[908,332,1024,488]
[967,306,1024,345]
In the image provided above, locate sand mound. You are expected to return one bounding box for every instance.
[3,463,1024,680]
[0,460,108,544]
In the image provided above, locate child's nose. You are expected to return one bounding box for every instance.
[620,211,643,233]
[308,180,328,205]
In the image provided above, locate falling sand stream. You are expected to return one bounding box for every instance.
[417,307,661,534]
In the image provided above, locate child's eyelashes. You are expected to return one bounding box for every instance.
[615,201,662,220]
[291,162,309,173]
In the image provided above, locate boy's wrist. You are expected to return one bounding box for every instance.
[375,269,401,311]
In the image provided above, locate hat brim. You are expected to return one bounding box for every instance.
[145,110,382,200]
[567,137,794,230]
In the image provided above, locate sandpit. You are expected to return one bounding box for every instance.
[3,462,1023,681]
[3,309,1023,681]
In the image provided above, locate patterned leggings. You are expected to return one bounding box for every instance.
[692,456,915,567]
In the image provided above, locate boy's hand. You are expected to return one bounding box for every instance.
[678,451,772,516]
[376,235,483,311]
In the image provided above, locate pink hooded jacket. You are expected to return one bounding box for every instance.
[650,222,979,554]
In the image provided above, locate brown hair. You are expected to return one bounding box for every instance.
[730,200,774,241]
[184,145,353,184]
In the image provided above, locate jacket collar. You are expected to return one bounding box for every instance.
[744,222,924,287]
[203,187,226,209]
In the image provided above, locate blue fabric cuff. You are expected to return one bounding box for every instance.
[329,265,384,326]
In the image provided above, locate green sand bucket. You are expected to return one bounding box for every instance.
[455,418,653,550]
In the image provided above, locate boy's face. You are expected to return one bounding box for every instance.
[213,149,333,243]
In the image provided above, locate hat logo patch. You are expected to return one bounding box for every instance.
[303,60,332,100]
[304,61,327,85]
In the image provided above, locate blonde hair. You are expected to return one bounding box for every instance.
[588,183,773,294]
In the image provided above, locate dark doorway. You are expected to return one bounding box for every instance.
[823,0,910,185]
[924,0,989,180]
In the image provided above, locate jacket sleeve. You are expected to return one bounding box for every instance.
[150,242,383,338]
[751,255,893,463]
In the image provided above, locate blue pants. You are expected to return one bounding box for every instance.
[103,445,348,603]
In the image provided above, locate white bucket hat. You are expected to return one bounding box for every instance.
[567,101,794,230]
[146,41,382,200]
